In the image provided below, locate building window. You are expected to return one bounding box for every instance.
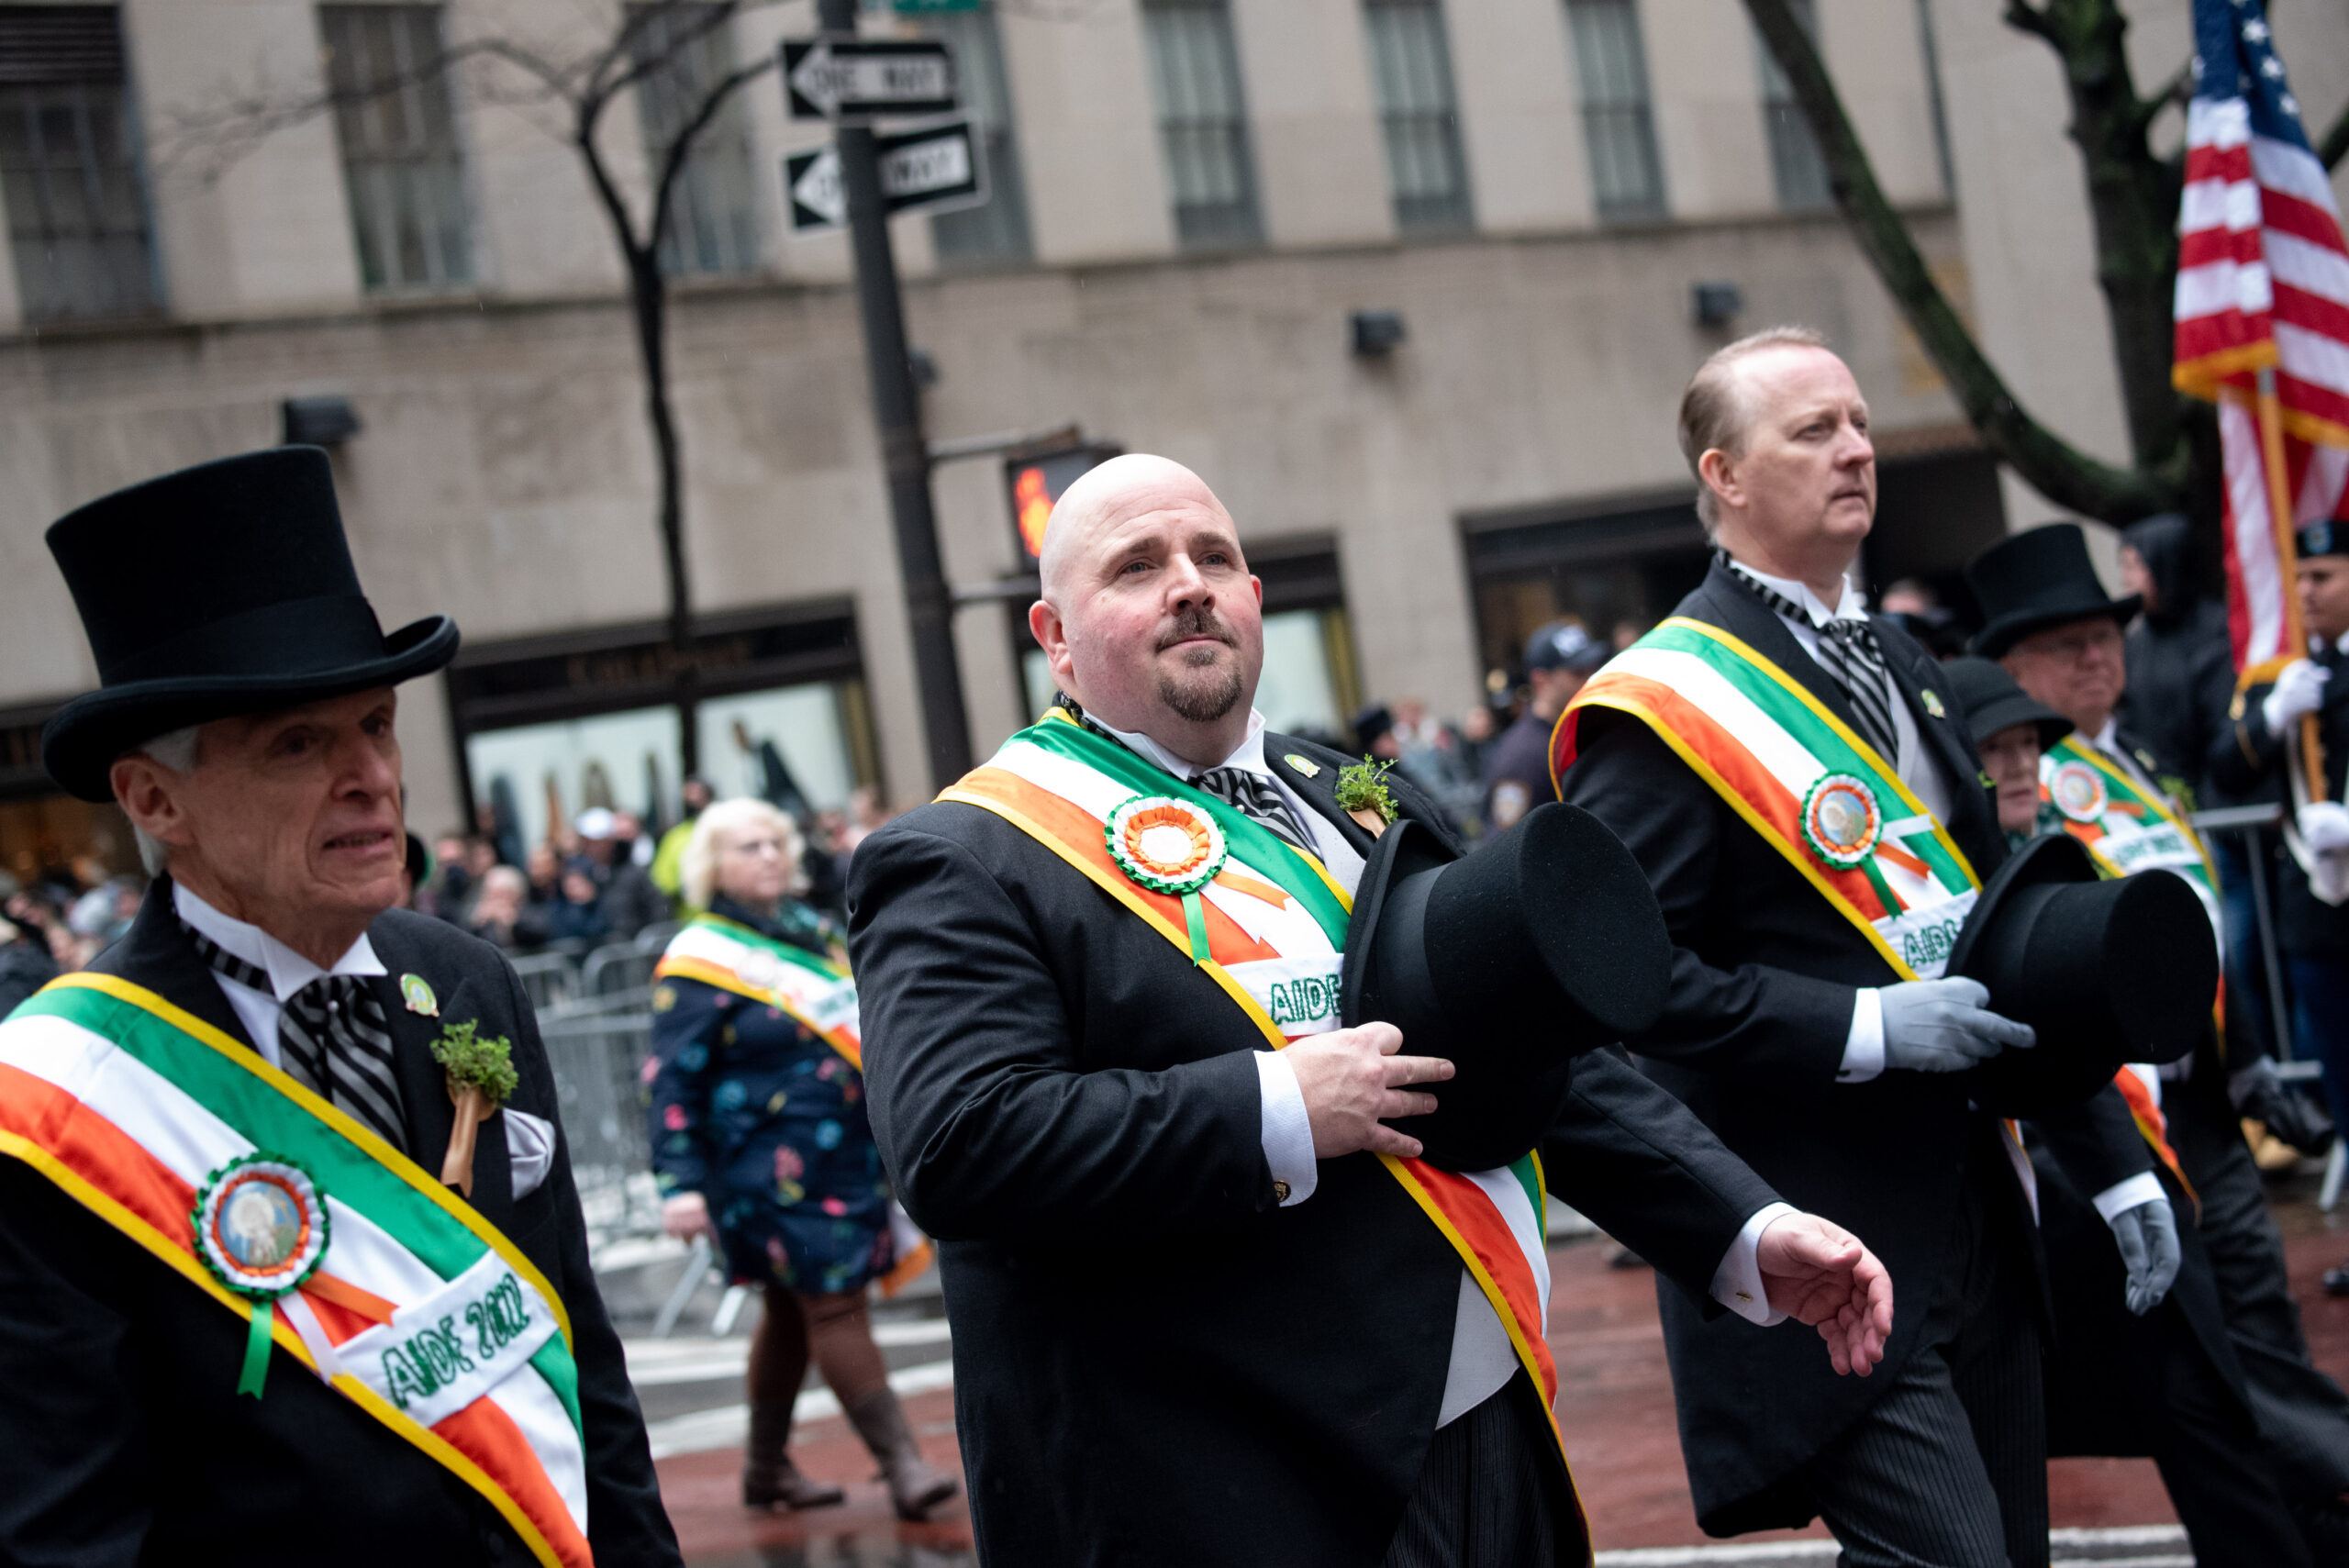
[1563,0,1665,221]
[1756,0,1831,211]
[920,3,1031,266]
[1362,0,1471,235]
[0,6,159,322]
[319,4,474,293]
[1141,0,1262,250]
[628,3,762,277]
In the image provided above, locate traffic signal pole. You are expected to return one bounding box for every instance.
[817,0,974,788]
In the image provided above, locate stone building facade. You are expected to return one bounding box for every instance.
[0,0,2340,875]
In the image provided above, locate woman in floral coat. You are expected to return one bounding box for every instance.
[647,796,954,1519]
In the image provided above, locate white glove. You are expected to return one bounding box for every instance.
[2263,659,2329,733]
[2108,1196,2181,1316]
[1878,978,2036,1073]
[2300,800,2349,855]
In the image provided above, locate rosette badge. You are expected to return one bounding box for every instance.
[1106,795,1229,964]
[194,1152,331,1398]
[1802,773,1882,870]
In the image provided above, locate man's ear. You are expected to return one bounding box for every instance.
[1698,447,1742,516]
[112,754,196,852]
[1030,599,1076,694]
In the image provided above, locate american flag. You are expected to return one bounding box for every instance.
[2172,0,2349,674]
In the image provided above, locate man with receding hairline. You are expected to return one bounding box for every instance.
[1556,330,2171,1567]
[850,453,1894,1566]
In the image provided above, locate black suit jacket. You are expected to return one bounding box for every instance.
[0,882,680,1568]
[850,730,1779,1568]
[1558,562,2150,1532]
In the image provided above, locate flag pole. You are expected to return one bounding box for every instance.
[2254,367,2326,804]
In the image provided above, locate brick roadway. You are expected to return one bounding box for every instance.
[661,1189,2349,1564]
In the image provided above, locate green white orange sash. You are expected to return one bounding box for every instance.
[654,915,863,1072]
[939,712,1580,1518]
[651,917,934,1296]
[2038,737,2222,943]
[1553,617,1983,982]
[0,974,592,1567]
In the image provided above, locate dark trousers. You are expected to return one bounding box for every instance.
[2217,831,2284,1062]
[2288,953,2349,1132]
[1799,1160,2045,1568]
[1380,1372,1583,1568]
[2139,1296,2314,1568]
[2165,1058,2349,1516]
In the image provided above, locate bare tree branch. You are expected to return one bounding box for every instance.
[1743,0,2179,520]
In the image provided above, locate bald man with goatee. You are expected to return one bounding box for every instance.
[849,456,1893,1568]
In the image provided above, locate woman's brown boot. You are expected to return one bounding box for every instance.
[741,1399,846,1510]
[843,1387,959,1520]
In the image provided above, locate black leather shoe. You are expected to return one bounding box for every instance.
[2324,1262,2349,1298]
[2247,1074,2337,1158]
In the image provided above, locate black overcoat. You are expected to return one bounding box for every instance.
[1557,561,2152,1533]
[0,882,680,1567]
[850,730,1780,1568]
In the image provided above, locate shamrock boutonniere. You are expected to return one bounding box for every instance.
[1334,757,1398,838]
[430,1018,518,1196]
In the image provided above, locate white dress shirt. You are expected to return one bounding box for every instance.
[1085,706,1795,1427]
[173,884,556,1196]
[1720,560,1952,1086]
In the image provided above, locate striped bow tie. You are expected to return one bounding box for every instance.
[1720,551,1901,765]
[181,920,408,1151]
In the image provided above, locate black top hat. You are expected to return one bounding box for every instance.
[1948,834,2213,1118]
[42,447,459,801]
[1940,656,2073,752]
[1965,524,2141,660]
[1340,804,1671,1172]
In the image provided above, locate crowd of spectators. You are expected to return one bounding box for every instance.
[0,865,144,1013]
[410,776,896,958]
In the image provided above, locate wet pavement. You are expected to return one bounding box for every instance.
[650,1173,2349,1564]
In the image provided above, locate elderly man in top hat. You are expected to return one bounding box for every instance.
[848,452,1894,1568]
[1976,520,2349,1557]
[1940,652,2320,1566]
[1553,328,2176,1568]
[0,449,680,1567]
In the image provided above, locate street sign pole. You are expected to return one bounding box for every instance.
[813,0,973,788]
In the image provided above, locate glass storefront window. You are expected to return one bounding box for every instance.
[695,684,861,817]
[463,706,683,850]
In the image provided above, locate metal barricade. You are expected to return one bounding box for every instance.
[581,941,660,998]
[509,951,580,1011]
[536,1001,663,1247]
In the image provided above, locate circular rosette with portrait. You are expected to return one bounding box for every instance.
[1801,773,1883,869]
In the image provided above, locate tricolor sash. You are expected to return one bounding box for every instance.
[1553,617,1983,982]
[2038,737,2222,945]
[939,713,1579,1523]
[654,915,863,1072]
[0,974,593,1568]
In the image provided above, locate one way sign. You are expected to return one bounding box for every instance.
[783,38,958,121]
[785,117,988,233]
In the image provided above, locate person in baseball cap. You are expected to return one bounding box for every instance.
[1481,620,1610,831]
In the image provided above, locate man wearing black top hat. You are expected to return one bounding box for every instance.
[849,453,1894,1568]
[0,449,680,1566]
[1976,520,2349,1557]
[1481,620,1609,831]
[1554,330,2176,1567]
[1943,653,2319,1566]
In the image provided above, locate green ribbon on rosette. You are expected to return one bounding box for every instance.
[1104,795,1230,965]
[191,1151,332,1398]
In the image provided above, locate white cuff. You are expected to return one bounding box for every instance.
[1709,1201,1798,1327]
[1837,989,1886,1084]
[1255,1050,1317,1207]
[2091,1170,2166,1225]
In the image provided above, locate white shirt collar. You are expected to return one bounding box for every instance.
[1725,556,1867,627]
[173,881,385,1002]
[1086,706,1271,783]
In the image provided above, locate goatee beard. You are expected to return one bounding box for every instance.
[1160,653,1244,724]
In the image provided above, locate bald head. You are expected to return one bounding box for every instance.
[1027,454,1264,769]
[1039,454,1230,605]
